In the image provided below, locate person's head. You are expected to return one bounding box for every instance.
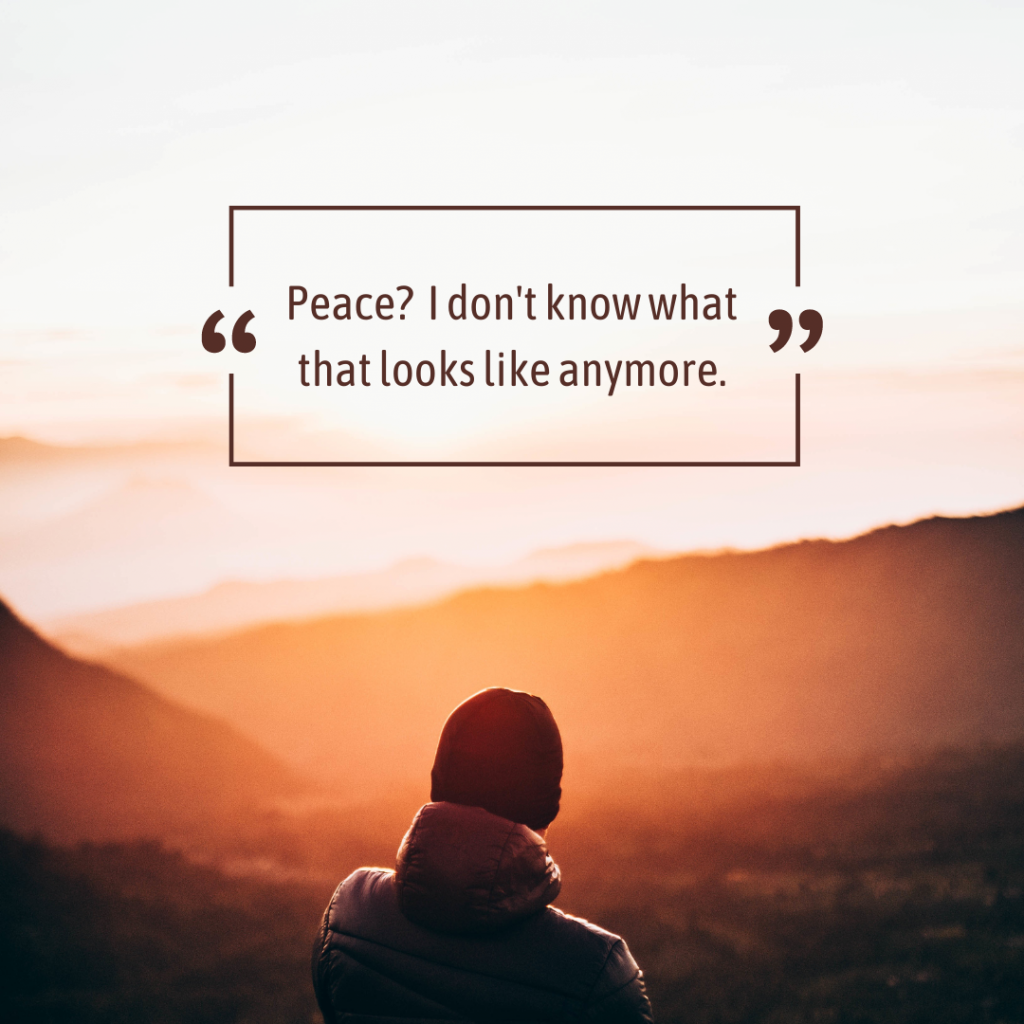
[430,687,563,832]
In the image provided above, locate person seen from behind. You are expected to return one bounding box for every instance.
[312,686,654,1022]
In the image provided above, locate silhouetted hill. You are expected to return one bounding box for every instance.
[106,506,1024,799]
[0,600,302,843]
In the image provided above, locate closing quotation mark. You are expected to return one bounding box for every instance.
[768,309,823,352]
[202,310,256,353]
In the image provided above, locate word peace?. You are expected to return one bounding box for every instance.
[289,285,414,321]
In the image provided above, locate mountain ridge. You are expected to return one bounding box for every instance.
[104,505,1024,798]
[43,540,659,655]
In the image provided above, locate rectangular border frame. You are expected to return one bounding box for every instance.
[226,205,802,468]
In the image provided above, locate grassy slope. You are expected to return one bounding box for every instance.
[3,743,1023,1024]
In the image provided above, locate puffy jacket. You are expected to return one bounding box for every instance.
[312,801,654,1023]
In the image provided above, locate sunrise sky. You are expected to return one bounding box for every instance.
[1,1,1022,619]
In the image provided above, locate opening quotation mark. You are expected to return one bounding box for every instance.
[769,309,823,352]
[202,310,256,353]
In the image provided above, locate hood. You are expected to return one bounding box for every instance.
[395,801,562,935]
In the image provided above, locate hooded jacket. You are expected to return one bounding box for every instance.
[312,802,654,1023]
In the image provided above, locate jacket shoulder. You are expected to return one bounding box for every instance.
[545,908,653,1022]
[541,905,628,966]
[584,935,654,1023]
[326,866,396,930]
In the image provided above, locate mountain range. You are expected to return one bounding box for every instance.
[103,505,1024,801]
[4,503,1023,846]
[43,541,657,656]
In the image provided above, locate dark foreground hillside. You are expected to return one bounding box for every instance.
[556,743,1024,1024]
[0,832,327,1024]
[3,743,1023,1024]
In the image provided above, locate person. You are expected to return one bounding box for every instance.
[312,687,654,1023]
